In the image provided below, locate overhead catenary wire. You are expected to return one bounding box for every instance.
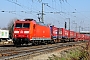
[1,10,25,17]
[4,0,90,26]
[6,0,40,13]
[66,1,90,21]
[45,0,76,18]
[63,1,90,31]
[7,0,76,21]
[6,0,39,18]
[41,0,81,30]
[6,0,71,19]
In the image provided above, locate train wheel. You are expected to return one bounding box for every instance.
[43,41,47,45]
[38,41,40,45]
[32,41,38,46]
[51,40,55,44]
[61,40,65,43]
[13,41,21,46]
[35,42,38,45]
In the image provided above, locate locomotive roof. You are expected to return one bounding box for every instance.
[15,19,49,26]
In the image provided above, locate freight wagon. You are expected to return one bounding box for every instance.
[0,29,9,42]
[57,28,69,42]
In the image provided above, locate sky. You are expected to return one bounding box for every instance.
[0,0,90,32]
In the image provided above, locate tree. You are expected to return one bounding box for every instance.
[7,18,17,39]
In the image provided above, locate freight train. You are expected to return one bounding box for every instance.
[12,19,90,46]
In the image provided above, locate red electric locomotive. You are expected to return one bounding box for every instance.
[13,19,51,45]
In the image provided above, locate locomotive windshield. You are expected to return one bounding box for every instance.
[15,23,22,28]
[15,23,30,28]
[23,23,30,28]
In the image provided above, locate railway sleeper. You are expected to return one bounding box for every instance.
[1,51,22,57]
[1,53,12,56]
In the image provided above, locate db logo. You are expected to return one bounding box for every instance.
[20,30,23,33]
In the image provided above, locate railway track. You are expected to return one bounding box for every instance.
[0,41,87,60]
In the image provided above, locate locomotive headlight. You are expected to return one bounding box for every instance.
[15,35,17,37]
[14,31,19,33]
[24,31,29,34]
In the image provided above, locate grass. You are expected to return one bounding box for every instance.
[48,47,89,60]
